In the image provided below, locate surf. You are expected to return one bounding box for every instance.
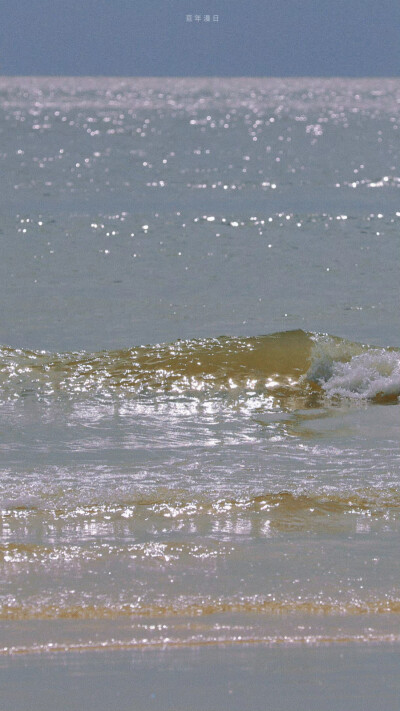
[0,330,399,404]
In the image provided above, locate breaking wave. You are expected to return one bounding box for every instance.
[307,335,400,402]
[0,330,398,404]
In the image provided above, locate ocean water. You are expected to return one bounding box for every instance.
[0,78,399,668]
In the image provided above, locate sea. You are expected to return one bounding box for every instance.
[0,77,399,708]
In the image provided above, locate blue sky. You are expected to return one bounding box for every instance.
[1,0,400,76]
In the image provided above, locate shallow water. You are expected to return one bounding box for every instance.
[0,78,399,662]
[2,645,400,711]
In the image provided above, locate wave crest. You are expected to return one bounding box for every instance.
[0,331,398,405]
[307,336,400,401]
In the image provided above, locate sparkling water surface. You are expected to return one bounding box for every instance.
[0,78,399,655]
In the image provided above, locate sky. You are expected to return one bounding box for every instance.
[1,0,400,77]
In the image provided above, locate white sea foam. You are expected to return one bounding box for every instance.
[307,340,400,400]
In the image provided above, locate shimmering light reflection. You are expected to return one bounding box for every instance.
[1,77,400,655]
[0,330,398,402]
